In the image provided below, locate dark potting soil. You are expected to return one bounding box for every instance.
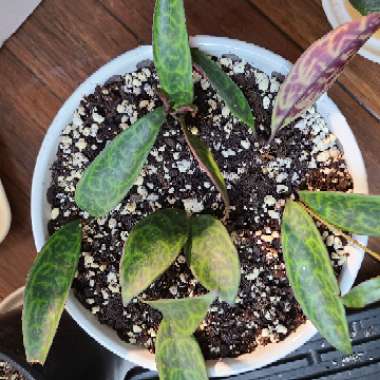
[0,361,27,380]
[47,56,353,359]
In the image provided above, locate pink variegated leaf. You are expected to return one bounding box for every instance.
[271,13,380,139]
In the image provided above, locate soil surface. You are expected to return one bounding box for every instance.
[0,361,27,380]
[47,56,353,359]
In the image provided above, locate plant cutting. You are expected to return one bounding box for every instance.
[24,1,380,379]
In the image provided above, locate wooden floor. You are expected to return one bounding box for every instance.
[0,0,380,300]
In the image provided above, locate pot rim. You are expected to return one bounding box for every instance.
[31,35,369,378]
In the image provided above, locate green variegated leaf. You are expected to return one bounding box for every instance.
[156,320,208,380]
[350,0,380,15]
[75,107,166,217]
[191,48,255,129]
[281,200,351,354]
[23,220,82,364]
[299,191,380,236]
[342,276,380,308]
[153,0,193,109]
[188,214,240,303]
[120,209,189,305]
[146,292,215,335]
[180,119,229,212]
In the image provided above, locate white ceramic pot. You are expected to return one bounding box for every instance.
[0,179,11,244]
[322,0,380,64]
[31,36,369,378]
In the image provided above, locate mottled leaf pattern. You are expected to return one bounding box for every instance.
[120,209,189,305]
[155,320,208,380]
[153,0,193,109]
[146,292,215,335]
[23,220,82,364]
[181,121,230,212]
[299,191,380,236]
[75,107,166,217]
[281,201,351,354]
[342,276,380,308]
[350,0,380,15]
[189,215,240,303]
[191,48,255,129]
[271,13,380,138]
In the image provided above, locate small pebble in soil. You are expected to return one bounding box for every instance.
[0,360,27,380]
[47,55,353,359]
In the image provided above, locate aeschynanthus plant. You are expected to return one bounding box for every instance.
[271,12,380,139]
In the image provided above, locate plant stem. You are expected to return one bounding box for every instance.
[297,201,380,263]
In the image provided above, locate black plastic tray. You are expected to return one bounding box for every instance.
[124,305,380,379]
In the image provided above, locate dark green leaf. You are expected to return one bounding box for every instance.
[180,120,230,212]
[153,0,193,109]
[188,214,240,303]
[350,0,380,15]
[156,320,208,380]
[75,107,166,217]
[281,200,351,354]
[192,48,255,129]
[146,292,215,335]
[23,220,82,364]
[120,209,189,305]
[299,191,380,236]
[342,276,380,308]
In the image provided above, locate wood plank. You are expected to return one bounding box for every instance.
[5,0,139,100]
[250,0,380,120]
[0,48,61,300]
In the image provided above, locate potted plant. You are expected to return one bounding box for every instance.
[26,1,380,378]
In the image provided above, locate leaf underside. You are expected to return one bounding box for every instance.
[120,209,189,305]
[153,0,193,109]
[23,220,82,364]
[350,0,380,15]
[281,200,351,354]
[191,48,255,129]
[155,320,208,380]
[181,121,230,212]
[342,276,380,308]
[271,13,380,138]
[146,292,216,335]
[188,214,240,303]
[75,107,166,217]
[299,191,380,236]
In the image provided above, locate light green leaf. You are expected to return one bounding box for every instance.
[350,0,380,15]
[156,320,208,380]
[153,0,193,109]
[281,200,351,354]
[75,107,166,217]
[146,292,215,335]
[188,214,240,303]
[342,276,380,308]
[120,209,189,305]
[180,119,229,212]
[299,191,380,236]
[192,48,255,129]
[23,220,82,364]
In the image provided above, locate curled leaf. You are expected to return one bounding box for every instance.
[23,221,82,364]
[188,214,240,303]
[191,48,255,129]
[281,200,351,354]
[155,320,208,380]
[342,276,380,308]
[180,119,230,213]
[299,191,380,236]
[271,13,380,138]
[120,209,189,305]
[153,0,193,109]
[146,292,215,335]
[75,107,166,217]
[350,0,380,15]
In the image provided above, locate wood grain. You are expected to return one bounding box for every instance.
[0,0,379,300]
